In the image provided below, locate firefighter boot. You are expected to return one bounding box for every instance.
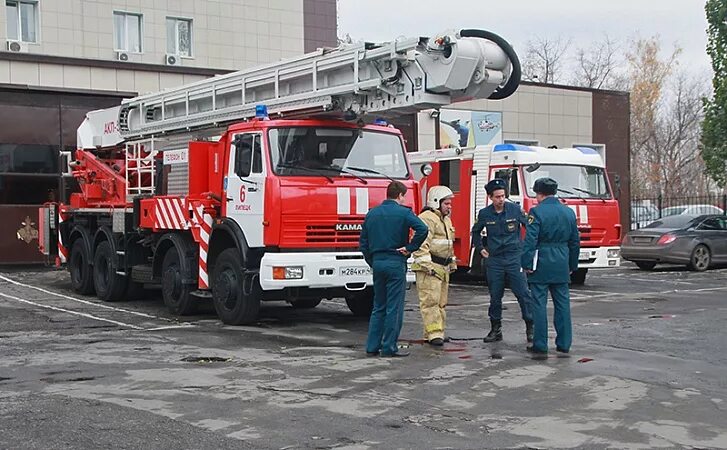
[483,320,503,343]
[525,320,534,343]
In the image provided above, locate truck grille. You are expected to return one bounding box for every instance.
[579,227,607,244]
[281,217,363,247]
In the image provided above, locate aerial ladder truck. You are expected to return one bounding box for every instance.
[38,29,521,324]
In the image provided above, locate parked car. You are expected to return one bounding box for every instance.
[661,204,724,217]
[621,215,727,271]
[631,204,659,229]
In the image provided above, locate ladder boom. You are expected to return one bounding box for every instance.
[118,28,521,139]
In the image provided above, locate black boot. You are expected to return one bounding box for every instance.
[483,320,503,343]
[525,320,534,343]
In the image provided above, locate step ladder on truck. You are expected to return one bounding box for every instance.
[38,29,522,324]
[407,144,622,285]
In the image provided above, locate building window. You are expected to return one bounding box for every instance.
[166,17,192,57]
[113,11,143,53]
[6,1,38,43]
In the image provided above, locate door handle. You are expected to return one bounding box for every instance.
[226,197,233,202]
[248,186,258,192]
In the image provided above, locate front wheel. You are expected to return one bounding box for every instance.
[93,240,128,302]
[345,289,374,317]
[161,247,197,315]
[212,249,261,325]
[688,245,711,272]
[570,268,588,285]
[290,298,322,309]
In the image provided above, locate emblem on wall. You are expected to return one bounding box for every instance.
[16,216,39,244]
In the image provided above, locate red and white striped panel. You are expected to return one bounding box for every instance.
[154,197,190,230]
[58,208,69,264]
[192,204,213,289]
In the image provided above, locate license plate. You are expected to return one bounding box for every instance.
[341,266,371,276]
[579,251,590,261]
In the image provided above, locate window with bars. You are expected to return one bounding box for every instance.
[113,11,143,53]
[6,0,38,43]
[166,17,192,57]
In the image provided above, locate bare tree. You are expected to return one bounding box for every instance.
[521,36,571,84]
[626,36,710,198]
[570,35,626,90]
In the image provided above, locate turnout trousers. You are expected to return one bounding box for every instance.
[415,270,449,341]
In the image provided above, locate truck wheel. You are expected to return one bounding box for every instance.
[635,261,657,271]
[69,239,94,295]
[212,249,261,325]
[93,241,129,302]
[161,247,197,315]
[290,298,322,309]
[345,289,374,317]
[570,268,588,285]
[688,245,711,272]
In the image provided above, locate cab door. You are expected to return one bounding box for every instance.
[225,132,266,248]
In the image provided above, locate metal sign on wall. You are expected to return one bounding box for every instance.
[0,205,44,264]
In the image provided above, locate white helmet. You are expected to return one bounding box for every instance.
[426,185,454,209]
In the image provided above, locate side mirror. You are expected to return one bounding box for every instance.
[612,173,621,199]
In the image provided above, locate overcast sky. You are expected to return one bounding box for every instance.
[338,0,712,79]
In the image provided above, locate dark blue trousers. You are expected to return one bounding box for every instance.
[529,282,572,352]
[485,255,533,322]
[366,258,407,356]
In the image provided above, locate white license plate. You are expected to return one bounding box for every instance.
[340,266,371,276]
[579,251,591,261]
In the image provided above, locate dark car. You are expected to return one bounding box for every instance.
[621,215,727,271]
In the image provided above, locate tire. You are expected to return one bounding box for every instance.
[212,249,261,325]
[290,298,322,309]
[93,240,129,302]
[688,244,711,272]
[570,268,588,285]
[345,289,374,317]
[635,261,657,271]
[161,247,197,315]
[69,239,94,295]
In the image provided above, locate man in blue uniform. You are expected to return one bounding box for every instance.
[471,179,534,343]
[521,177,580,355]
[360,181,428,357]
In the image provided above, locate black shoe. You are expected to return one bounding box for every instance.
[526,345,548,354]
[365,351,379,357]
[483,320,503,343]
[525,320,534,343]
[428,338,444,347]
[556,347,569,354]
[381,351,410,357]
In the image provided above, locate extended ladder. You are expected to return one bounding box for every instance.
[119,28,520,139]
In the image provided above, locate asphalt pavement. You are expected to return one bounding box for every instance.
[1,263,726,449]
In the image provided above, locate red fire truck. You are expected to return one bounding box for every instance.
[38,29,521,324]
[408,144,622,285]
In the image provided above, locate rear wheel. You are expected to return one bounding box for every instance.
[345,289,374,317]
[69,239,94,295]
[569,268,588,285]
[161,247,197,315]
[212,249,261,325]
[635,261,657,271]
[688,245,711,272]
[93,240,129,302]
[290,298,322,309]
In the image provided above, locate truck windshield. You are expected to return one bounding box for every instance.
[268,127,409,179]
[523,164,611,199]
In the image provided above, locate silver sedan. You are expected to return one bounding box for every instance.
[621,215,727,271]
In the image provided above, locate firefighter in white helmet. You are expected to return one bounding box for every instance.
[411,185,458,346]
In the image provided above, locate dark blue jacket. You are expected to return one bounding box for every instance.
[471,201,528,258]
[359,200,428,266]
[521,196,581,284]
